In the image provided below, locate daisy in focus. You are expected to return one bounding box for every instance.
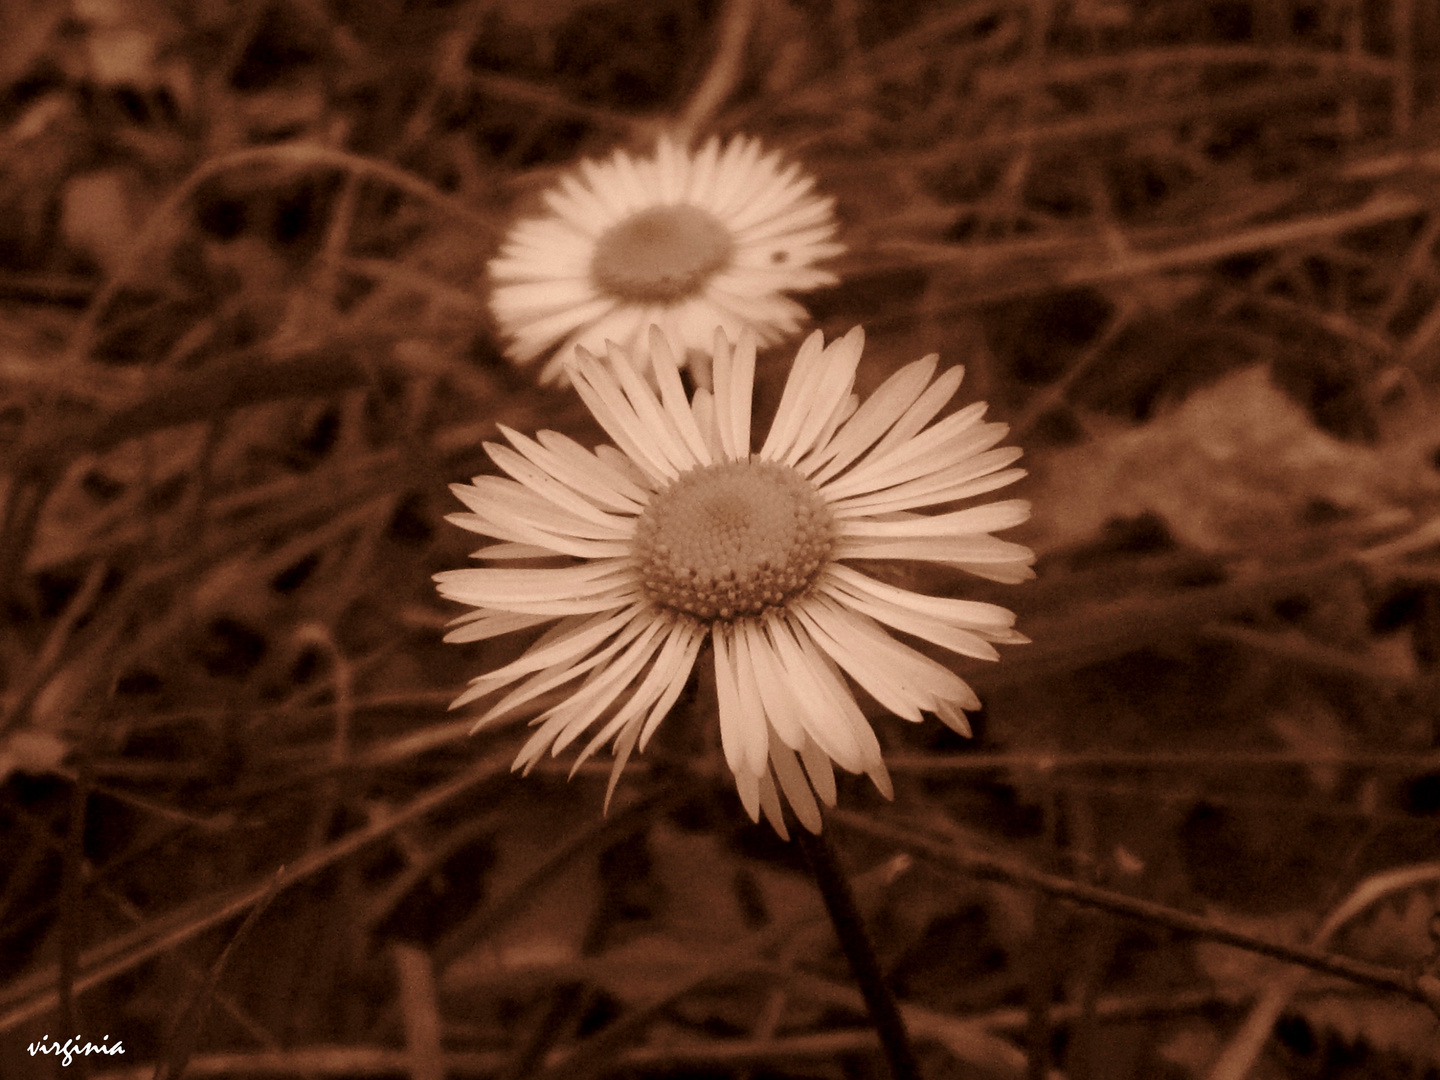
[487,135,844,383]
[435,327,1033,836]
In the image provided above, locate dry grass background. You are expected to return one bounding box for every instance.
[2,0,1440,1077]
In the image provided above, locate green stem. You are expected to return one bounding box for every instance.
[794,819,922,1080]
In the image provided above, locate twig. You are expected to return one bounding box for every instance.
[152,869,284,1080]
[830,811,1432,1010]
[292,624,356,852]
[432,785,683,971]
[676,0,759,141]
[0,749,516,1034]
[59,769,89,1077]
[896,190,1425,291]
[77,1032,930,1080]
[9,346,376,485]
[392,944,445,1080]
[1204,863,1440,1080]
[63,143,499,369]
[973,44,1396,93]
[1392,0,1415,137]
[880,749,1440,773]
[795,821,922,1080]
[0,558,109,737]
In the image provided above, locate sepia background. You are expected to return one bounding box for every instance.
[2,0,1440,1077]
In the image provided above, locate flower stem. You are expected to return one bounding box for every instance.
[794,819,923,1080]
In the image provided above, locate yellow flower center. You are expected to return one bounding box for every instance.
[635,461,835,621]
[590,204,734,304]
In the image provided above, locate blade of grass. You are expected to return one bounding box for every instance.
[151,868,284,1080]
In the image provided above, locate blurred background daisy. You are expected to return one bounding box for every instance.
[487,135,845,382]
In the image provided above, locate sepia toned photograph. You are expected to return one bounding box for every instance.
[1,1,1439,1077]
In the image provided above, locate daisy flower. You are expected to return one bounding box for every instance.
[487,134,844,383]
[435,327,1033,836]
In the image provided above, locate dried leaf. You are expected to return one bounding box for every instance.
[0,729,71,782]
[61,169,140,277]
[1032,365,1436,552]
[1293,994,1440,1066]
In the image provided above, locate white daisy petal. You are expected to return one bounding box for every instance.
[934,699,973,738]
[799,734,838,806]
[544,616,671,755]
[829,455,1026,516]
[433,561,631,605]
[671,298,744,357]
[684,135,723,206]
[755,767,785,834]
[714,624,769,779]
[791,600,923,722]
[689,387,726,459]
[459,606,637,695]
[505,426,647,514]
[785,615,890,785]
[578,155,635,217]
[497,296,620,364]
[485,443,636,532]
[806,393,858,470]
[448,513,628,559]
[824,407,998,499]
[824,563,1018,629]
[711,137,766,219]
[437,554,632,598]
[821,598,981,716]
[644,327,712,465]
[762,614,867,773]
[868,371,974,461]
[467,541,561,560]
[818,574,1000,661]
[841,499,1032,538]
[737,618,807,750]
[726,169,814,231]
[726,329,757,460]
[835,532,1037,571]
[783,326,864,465]
[489,278,596,320]
[759,329,827,460]
[603,340,700,473]
[731,624,776,744]
[654,135,684,203]
[736,209,838,250]
[638,619,705,750]
[537,430,649,502]
[603,718,645,813]
[803,355,939,483]
[573,616,698,768]
[443,609,554,644]
[568,352,679,483]
[709,327,740,460]
[545,174,616,235]
[546,305,654,381]
[609,150,654,212]
[770,737,822,833]
[473,608,655,726]
[448,493,624,550]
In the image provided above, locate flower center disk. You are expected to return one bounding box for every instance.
[591,204,734,304]
[635,461,835,621]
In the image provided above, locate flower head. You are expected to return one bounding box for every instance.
[435,327,1033,836]
[487,135,844,383]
